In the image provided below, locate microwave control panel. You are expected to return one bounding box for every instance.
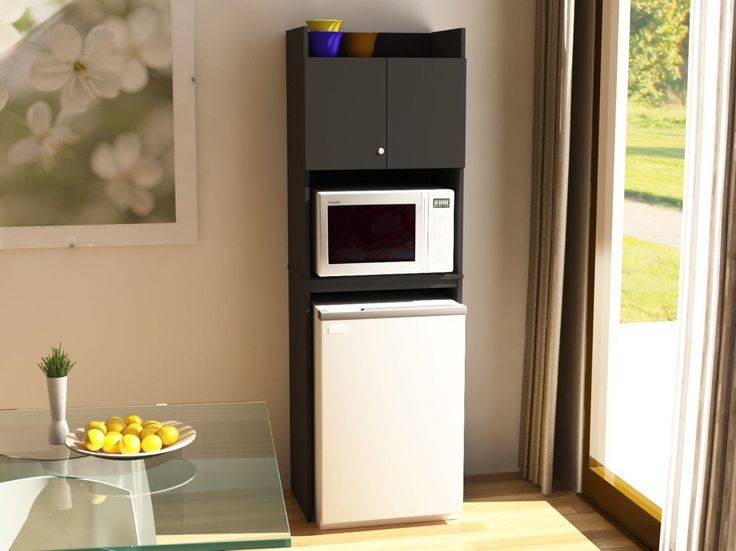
[426,190,455,273]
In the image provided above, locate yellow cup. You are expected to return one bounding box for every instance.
[344,32,378,57]
[306,19,343,32]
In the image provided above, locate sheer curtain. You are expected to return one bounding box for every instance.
[661,0,736,548]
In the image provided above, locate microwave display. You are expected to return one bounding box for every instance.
[327,204,416,264]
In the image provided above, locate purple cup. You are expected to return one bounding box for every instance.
[309,31,344,57]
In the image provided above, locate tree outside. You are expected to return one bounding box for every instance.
[628,0,690,108]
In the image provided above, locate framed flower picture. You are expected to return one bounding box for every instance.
[0,0,196,248]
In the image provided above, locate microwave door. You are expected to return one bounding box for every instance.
[315,191,424,277]
[327,204,416,264]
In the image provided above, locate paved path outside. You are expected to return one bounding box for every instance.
[623,199,682,248]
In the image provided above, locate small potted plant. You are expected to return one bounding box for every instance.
[38,344,75,444]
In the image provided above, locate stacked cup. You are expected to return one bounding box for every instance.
[306,19,344,57]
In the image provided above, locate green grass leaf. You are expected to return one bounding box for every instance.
[620,235,680,323]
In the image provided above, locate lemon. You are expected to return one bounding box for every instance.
[157,425,179,447]
[120,434,141,454]
[102,432,122,454]
[123,423,143,436]
[124,413,143,425]
[85,429,105,451]
[141,434,163,453]
[142,420,162,429]
[106,416,125,433]
[85,421,107,434]
[89,494,107,505]
[140,426,159,440]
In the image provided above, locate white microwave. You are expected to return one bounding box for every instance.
[314,189,454,277]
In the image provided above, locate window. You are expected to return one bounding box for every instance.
[585,0,690,545]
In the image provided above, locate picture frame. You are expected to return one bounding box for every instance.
[0,0,197,249]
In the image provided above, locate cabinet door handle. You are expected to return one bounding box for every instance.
[377,147,385,156]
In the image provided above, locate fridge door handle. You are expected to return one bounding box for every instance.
[317,304,467,321]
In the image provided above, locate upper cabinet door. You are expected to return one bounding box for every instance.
[386,58,466,169]
[305,59,387,170]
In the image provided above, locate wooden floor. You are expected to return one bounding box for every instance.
[284,473,645,550]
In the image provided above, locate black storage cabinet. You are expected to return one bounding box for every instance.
[286,26,466,521]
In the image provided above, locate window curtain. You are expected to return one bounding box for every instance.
[703,148,736,546]
[553,0,600,494]
[518,0,576,495]
[661,0,736,548]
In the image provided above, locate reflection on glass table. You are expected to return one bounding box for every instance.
[0,402,291,550]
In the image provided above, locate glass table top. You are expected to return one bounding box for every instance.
[0,402,291,550]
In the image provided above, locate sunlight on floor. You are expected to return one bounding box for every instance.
[291,501,596,550]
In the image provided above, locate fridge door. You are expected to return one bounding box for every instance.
[314,300,466,529]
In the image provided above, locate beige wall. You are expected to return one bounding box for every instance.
[0,0,534,480]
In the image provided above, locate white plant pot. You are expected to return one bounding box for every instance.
[46,376,69,445]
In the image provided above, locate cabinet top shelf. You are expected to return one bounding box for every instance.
[286,26,465,59]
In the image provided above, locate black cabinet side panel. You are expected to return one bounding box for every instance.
[305,58,387,170]
[386,58,466,169]
[454,171,464,302]
[288,271,315,521]
[287,29,310,276]
[430,28,465,58]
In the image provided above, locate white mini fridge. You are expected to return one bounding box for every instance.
[313,298,466,529]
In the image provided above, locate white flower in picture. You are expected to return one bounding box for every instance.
[106,6,172,93]
[134,0,171,38]
[0,1,76,54]
[0,24,21,55]
[0,1,26,24]
[8,100,78,170]
[0,84,8,111]
[30,23,122,114]
[26,0,75,27]
[140,103,173,156]
[0,0,25,54]
[91,133,164,216]
[100,0,128,14]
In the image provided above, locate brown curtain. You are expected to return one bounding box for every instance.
[553,0,599,494]
[519,0,576,495]
[702,19,736,547]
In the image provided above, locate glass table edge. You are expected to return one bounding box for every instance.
[56,537,291,551]
[0,400,269,413]
[263,399,292,539]
[1,400,293,549]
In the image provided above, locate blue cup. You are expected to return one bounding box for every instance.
[309,31,344,57]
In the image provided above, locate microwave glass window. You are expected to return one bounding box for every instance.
[327,204,416,264]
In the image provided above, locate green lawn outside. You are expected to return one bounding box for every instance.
[625,104,686,207]
[621,235,680,323]
[620,103,685,323]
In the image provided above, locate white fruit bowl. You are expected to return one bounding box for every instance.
[65,420,196,459]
